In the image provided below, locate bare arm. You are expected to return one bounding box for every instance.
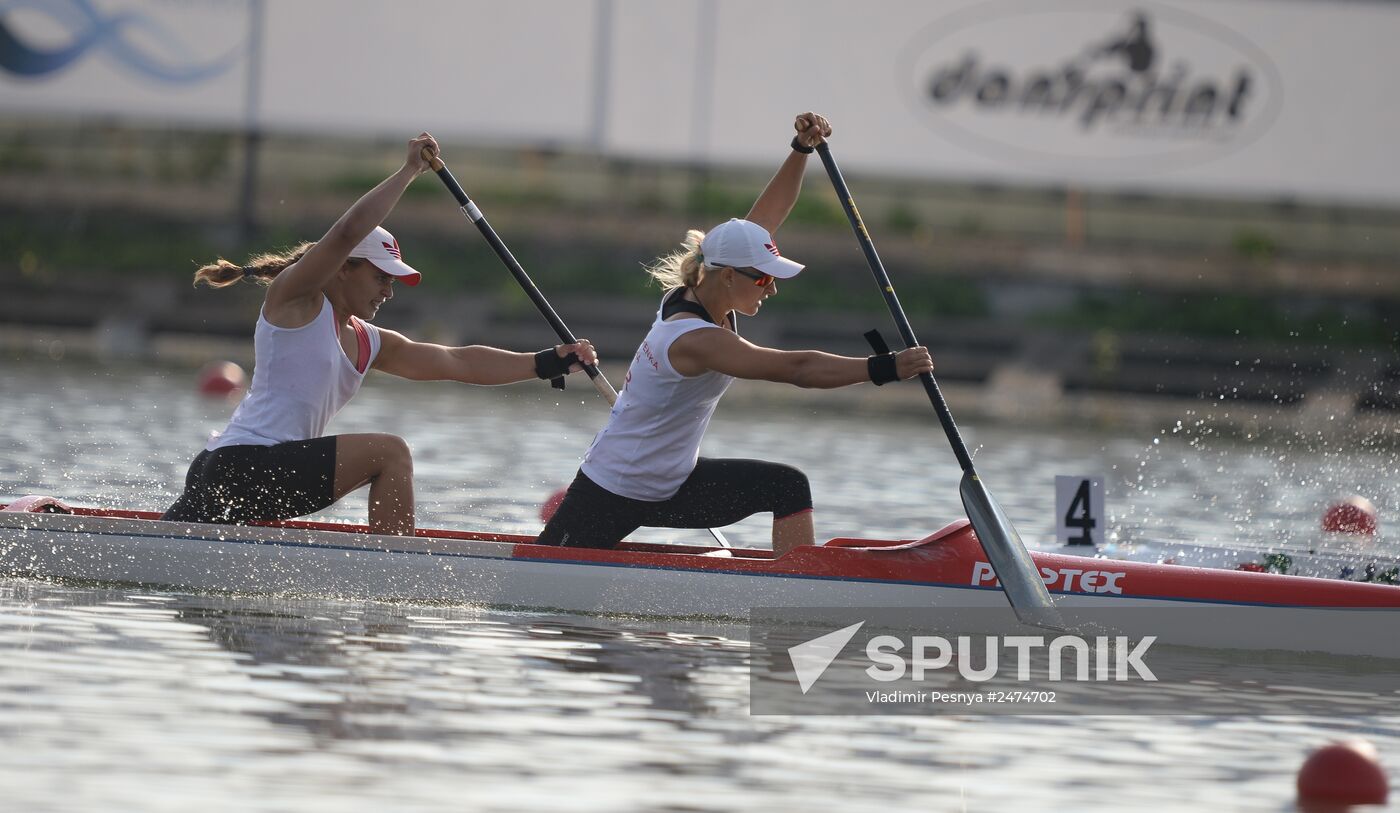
[745,112,832,235]
[372,328,598,386]
[669,327,931,389]
[265,133,439,322]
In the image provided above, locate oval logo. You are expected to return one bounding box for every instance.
[895,1,1283,174]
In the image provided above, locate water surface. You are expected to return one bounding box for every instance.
[2,359,1397,811]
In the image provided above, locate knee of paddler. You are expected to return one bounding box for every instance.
[371,434,414,477]
[767,464,812,511]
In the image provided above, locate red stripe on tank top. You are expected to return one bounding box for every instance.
[351,318,371,374]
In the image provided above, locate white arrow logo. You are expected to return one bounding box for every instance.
[787,621,865,694]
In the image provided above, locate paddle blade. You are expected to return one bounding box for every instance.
[960,472,1063,627]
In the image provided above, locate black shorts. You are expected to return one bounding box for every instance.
[161,437,337,526]
[535,458,813,549]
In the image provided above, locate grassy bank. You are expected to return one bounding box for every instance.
[3,122,1400,350]
[6,201,1397,350]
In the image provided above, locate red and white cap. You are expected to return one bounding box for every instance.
[699,218,804,279]
[350,226,421,286]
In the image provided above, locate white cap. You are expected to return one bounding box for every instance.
[699,218,804,279]
[349,226,421,286]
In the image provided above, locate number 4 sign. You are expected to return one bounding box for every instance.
[1056,476,1105,546]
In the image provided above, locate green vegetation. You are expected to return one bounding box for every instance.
[886,202,921,236]
[869,272,989,319]
[685,180,844,227]
[178,132,237,184]
[4,125,1398,351]
[7,199,1396,348]
[1,207,223,281]
[954,212,985,237]
[1036,291,1398,348]
[0,201,994,323]
[0,131,46,173]
[321,170,442,201]
[1232,228,1278,262]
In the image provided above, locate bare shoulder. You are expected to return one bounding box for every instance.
[669,324,749,376]
[370,326,411,364]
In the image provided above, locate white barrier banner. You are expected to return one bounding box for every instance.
[2,0,1397,203]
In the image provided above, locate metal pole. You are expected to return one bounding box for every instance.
[236,0,264,242]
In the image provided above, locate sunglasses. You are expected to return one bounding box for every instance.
[731,267,776,288]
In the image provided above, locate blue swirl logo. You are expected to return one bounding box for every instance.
[0,0,242,83]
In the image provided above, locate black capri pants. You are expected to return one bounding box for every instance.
[161,437,338,526]
[535,457,812,549]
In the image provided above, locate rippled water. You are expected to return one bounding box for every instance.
[2,358,1398,811]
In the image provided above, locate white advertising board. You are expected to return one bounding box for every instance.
[2,0,1396,203]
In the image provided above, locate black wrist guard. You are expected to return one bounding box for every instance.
[535,348,580,390]
[790,135,814,154]
[862,328,898,385]
[868,353,899,385]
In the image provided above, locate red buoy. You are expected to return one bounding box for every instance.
[1322,496,1379,536]
[1297,739,1388,807]
[196,361,246,399]
[540,488,568,523]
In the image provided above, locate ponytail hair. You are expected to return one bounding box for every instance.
[643,229,707,291]
[192,241,316,288]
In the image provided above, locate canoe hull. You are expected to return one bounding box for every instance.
[0,511,1009,612]
[2,505,1399,657]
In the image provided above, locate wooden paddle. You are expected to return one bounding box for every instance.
[420,148,732,549]
[814,142,1060,625]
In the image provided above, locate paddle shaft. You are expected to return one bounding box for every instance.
[421,149,616,405]
[815,143,1059,622]
[421,150,732,550]
[814,143,973,473]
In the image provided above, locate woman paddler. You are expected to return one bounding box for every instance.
[162,133,597,536]
[537,113,933,555]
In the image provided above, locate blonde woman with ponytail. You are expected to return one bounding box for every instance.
[537,113,933,555]
[163,133,597,537]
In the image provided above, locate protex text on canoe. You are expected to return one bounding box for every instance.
[972,561,1126,594]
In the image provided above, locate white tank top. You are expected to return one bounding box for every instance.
[581,293,733,501]
[209,296,381,450]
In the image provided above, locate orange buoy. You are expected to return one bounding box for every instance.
[197,361,246,399]
[540,488,568,523]
[1297,739,1388,807]
[1322,496,1379,536]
